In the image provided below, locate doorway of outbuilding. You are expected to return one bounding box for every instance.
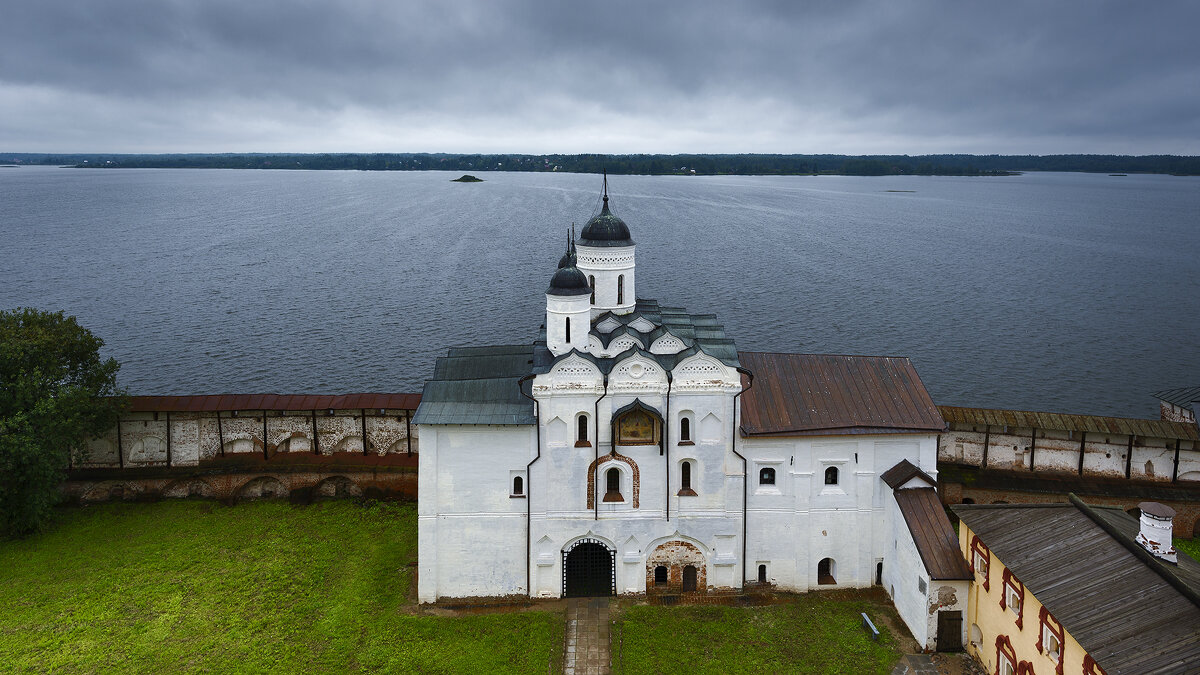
[936,610,963,652]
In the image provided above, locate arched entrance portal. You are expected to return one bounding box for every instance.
[563,539,615,597]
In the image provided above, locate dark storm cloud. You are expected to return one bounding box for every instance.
[2,0,1198,153]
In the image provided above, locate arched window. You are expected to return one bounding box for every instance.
[512,476,523,496]
[759,467,775,485]
[617,275,625,304]
[679,417,691,443]
[818,558,836,585]
[654,565,667,586]
[757,564,767,583]
[604,467,623,502]
[565,316,571,343]
[679,460,696,496]
[576,414,590,446]
[588,275,595,304]
[824,466,839,485]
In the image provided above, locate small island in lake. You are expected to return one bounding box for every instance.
[452,174,483,182]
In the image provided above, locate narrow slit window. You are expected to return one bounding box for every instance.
[565,316,571,343]
[589,275,595,304]
[512,476,523,495]
[576,414,589,445]
[617,275,625,304]
[680,417,691,442]
[681,461,692,489]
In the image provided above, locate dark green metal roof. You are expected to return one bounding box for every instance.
[412,344,536,426]
[534,298,740,374]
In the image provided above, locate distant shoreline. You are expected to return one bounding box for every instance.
[2,152,1198,176]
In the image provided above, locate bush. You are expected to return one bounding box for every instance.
[0,308,124,537]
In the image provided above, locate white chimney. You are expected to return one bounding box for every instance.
[1135,501,1177,563]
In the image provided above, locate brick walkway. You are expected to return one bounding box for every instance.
[564,598,610,675]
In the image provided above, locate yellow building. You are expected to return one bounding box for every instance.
[954,495,1200,675]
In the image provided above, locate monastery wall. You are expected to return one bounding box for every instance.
[63,406,419,504]
[937,420,1200,537]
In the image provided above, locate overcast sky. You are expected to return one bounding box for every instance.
[2,1,1198,155]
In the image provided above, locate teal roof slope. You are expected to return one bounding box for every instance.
[412,344,536,426]
[533,298,740,373]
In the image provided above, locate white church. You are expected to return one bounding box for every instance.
[414,181,972,650]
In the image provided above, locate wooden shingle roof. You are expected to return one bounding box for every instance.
[129,392,421,412]
[953,499,1200,674]
[938,405,1199,441]
[894,488,973,580]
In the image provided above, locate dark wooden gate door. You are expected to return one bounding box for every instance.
[936,610,963,652]
[563,540,614,597]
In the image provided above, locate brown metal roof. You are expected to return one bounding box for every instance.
[953,501,1200,674]
[894,488,974,580]
[880,459,936,489]
[938,405,1200,441]
[738,352,945,436]
[127,393,422,413]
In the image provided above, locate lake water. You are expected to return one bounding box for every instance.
[1,166,1197,419]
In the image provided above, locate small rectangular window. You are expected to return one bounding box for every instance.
[1006,586,1021,613]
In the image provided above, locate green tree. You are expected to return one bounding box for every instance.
[0,308,124,537]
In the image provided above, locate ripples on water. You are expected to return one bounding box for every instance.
[1,167,1197,418]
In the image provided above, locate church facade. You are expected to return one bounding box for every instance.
[414,182,964,648]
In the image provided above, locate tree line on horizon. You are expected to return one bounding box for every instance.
[4,152,1200,176]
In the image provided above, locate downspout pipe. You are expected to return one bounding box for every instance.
[518,373,540,598]
[595,373,609,521]
[731,366,754,590]
[665,372,672,522]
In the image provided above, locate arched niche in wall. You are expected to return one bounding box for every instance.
[612,399,662,447]
[129,435,167,463]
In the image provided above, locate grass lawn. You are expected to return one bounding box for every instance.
[1177,537,1200,561]
[612,591,906,675]
[0,500,562,673]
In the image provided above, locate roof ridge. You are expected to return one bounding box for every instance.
[1067,493,1200,609]
[738,350,914,360]
[937,403,1171,425]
